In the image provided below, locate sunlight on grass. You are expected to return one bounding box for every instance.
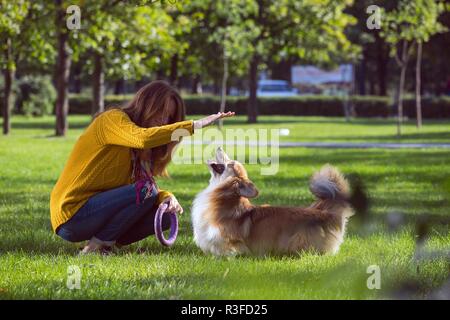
[0,115,449,299]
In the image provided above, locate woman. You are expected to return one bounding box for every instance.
[50,80,234,254]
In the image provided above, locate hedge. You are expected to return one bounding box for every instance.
[66,94,450,118]
[3,93,450,118]
[67,94,391,117]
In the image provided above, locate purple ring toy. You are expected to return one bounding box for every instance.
[154,202,178,247]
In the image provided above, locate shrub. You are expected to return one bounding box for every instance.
[16,75,56,116]
[67,94,450,118]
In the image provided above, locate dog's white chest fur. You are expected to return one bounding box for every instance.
[191,186,227,256]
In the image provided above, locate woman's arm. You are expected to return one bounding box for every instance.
[95,109,194,149]
[157,189,173,205]
[96,110,235,149]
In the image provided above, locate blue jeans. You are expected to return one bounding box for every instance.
[56,183,170,246]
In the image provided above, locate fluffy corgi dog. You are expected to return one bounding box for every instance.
[191,147,354,257]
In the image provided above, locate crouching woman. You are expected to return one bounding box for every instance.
[50,80,234,254]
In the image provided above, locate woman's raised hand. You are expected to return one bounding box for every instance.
[193,111,235,129]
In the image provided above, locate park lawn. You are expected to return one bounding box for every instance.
[8,114,450,143]
[0,115,449,299]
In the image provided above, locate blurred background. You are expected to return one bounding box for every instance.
[0,0,449,300]
[1,0,449,134]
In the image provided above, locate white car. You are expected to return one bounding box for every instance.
[256,80,299,97]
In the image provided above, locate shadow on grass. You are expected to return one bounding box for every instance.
[1,204,448,256]
[275,149,450,168]
[225,117,398,126]
[1,148,449,255]
[312,131,450,142]
[225,117,449,127]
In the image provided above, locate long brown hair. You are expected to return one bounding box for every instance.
[114,80,186,177]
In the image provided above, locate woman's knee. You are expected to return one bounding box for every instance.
[56,225,82,242]
[56,226,77,242]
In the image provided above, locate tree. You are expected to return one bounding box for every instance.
[157,1,194,87]
[0,0,25,134]
[0,0,54,135]
[206,0,255,129]
[84,1,182,115]
[54,0,72,136]
[52,0,181,134]
[242,0,357,123]
[411,1,445,128]
[382,0,445,136]
[345,0,396,96]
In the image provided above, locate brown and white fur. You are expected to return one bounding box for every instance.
[191,147,354,257]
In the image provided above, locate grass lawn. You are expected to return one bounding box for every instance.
[0,115,449,299]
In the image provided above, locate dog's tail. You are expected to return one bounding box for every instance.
[309,164,353,218]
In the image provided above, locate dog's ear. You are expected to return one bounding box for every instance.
[237,179,259,198]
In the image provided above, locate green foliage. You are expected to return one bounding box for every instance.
[69,1,181,80]
[0,0,55,71]
[16,76,56,117]
[382,0,446,50]
[177,0,359,87]
[0,0,28,71]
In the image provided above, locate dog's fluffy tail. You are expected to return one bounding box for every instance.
[309,164,350,201]
[309,164,353,217]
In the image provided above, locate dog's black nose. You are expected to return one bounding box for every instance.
[211,163,225,174]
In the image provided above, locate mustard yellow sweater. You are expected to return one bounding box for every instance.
[50,108,194,232]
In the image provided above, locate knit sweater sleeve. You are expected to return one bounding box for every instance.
[95,109,194,149]
[157,189,173,204]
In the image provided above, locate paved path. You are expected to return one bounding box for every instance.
[275,142,450,149]
[187,141,450,149]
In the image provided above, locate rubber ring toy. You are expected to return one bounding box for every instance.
[154,202,178,247]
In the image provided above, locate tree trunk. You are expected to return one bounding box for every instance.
[114,78,125,95]
[213,79,220,95]
[54,0,72,137]
[415,41,422,129]
[2,37,14,135]
[375,33,388,96]
[218,50,229,130]
[247,54,259,123]
[270,58,292,82]
[369,77,375,95]
[191,74,202,94]
[169,54,178,87]
[92,52,105,116]
[396,40,409,138]
[156,68,165,80]
[358,49,367,95]
[72,62,82,94]
[397,64,406,137]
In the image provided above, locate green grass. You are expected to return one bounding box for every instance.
[0,115,449,299]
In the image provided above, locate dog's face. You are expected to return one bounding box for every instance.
[207,147,259,198]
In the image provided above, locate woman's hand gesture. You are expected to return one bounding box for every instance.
[161,195,183,215]
[194,111,235,129]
